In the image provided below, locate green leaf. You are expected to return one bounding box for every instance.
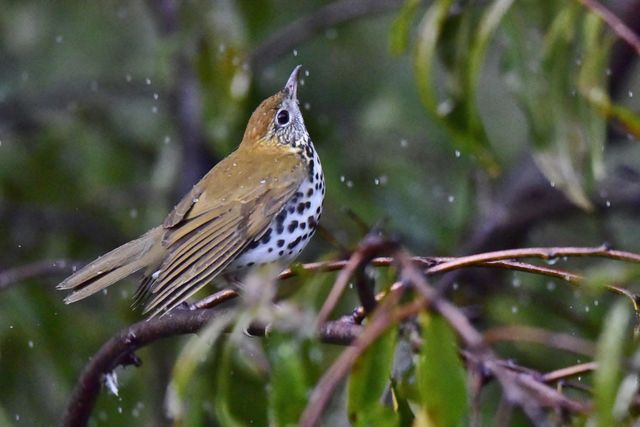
[167,310,237,424]
[347,326,398,426]
[389,0,421,55]
[414,0,502,175]
[416,314,467,427]
[593,301,631,427]
[267,336,312,427]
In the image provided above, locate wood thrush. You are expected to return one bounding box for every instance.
[58,66,324,316]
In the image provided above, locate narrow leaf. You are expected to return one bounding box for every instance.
[416,314,467,427]
[593,301,630,427]
[347,326,398,426]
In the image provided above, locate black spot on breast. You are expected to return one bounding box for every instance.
[260,228,272,244]
[305,145,313,157]
[302,233,308,240]
[297,202,306,214]
[288,205,295,214]
[248,240,260,249]
[287,236,302,249]
[276,210,287,223]
[316,206,321,214]
[308,159,315,177]
[287,220,299,233]
[306,188,314,197]
[248,262,255,267]
[278,250,284,256]
[268,248,273,253]
[308,216,317,229]
[276,223,284,234]
[277,239,285,247]
[300,222,306,230]
[305,201,311,209]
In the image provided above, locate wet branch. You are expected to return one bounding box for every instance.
[53,240,640,426]
[60,308,362,427]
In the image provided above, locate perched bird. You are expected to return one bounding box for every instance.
[58,66,324,317]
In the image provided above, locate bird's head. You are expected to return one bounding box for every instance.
[242,65,308,150]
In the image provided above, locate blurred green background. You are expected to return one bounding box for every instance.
[2,0,640,425]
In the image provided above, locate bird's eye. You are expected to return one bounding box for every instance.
[276,109,290,126]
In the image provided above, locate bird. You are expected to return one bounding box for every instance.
[58,65,324,317]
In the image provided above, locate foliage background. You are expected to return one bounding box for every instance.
[1,0,640,425]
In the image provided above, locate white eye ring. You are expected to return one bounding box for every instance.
[276,109,290,126]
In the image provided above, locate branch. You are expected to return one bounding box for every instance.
[249,0,405,71]
[0,259,83,292]
[60,308,361,427]
[576,0,640,56]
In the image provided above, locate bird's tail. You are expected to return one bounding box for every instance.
[57,226,163,304]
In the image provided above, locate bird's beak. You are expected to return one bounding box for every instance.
[284,65,302,100]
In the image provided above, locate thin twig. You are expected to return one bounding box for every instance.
[576,0,640,56]
[249,0,405,71]
[542,362,598,383]
[484,326,596,356]
[0,259,83,291]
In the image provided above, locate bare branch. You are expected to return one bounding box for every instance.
[60,308,361,427]
[484,325,596,356]
[0,259,83,292]
[249,0,405,71]
[576,0,640,56]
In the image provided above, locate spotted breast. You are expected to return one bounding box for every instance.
[227,138,324,273]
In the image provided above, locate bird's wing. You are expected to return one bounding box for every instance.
[142,146,305,316]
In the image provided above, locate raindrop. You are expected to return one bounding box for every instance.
[455,150,461,158]
[153,93,159,100]
[400,139,408,148]
[593,300,599,306]
[545,256,558,265]
[129,208,138,219]
[125,74,132,82]
[437,99,454,116]
[151,106,158,114]
[447,195,455,203]
[374,178,380,185]
[346,180,354,188]
[28,340,34,349]
[55,35,63,43]
[293,49,298,57]
[340,175,345,183]
[304,102,311,110]
[546,281,556,291]
[605,200,611,207]
[585,306,590,313]
[104,371,119,396]
[629,91,634,98]
[511,305,518,313]
[145,78,151,85]
[163,135,171,144]
[304,69,310,77]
